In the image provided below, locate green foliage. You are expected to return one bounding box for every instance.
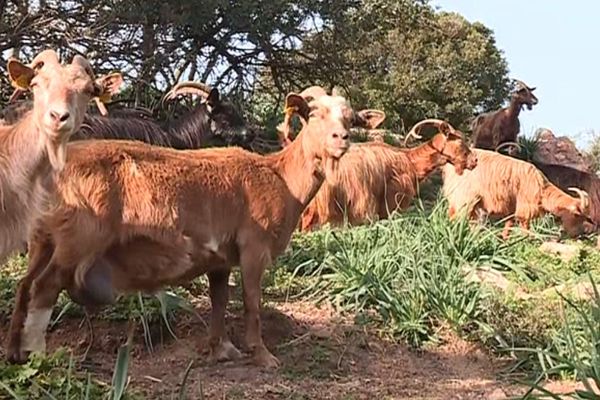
[280,0,510,133]
[0,349,110,399]
[515,275,600,399]
[285,203,512,346]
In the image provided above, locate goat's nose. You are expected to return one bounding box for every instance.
[49,110,71,123]
[334,132,349,140]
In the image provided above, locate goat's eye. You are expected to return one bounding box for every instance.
[332,133,339,138]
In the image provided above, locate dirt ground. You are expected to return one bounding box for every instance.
[0,296,580,399]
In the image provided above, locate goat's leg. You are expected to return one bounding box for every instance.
[207,268,241,362]
[240,250,279,368]
[9,259,66,364]
[501,219,514,240]
[6,236,54,363]
[517,218,534,237]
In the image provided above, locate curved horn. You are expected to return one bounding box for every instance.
[331,86,343,97]
[30,49,60,70]
[404,119,456,146]
[568,187,590,210]
[495,141,522,153]
[8,89,24,104]
[162,81,213,103]
[299,86,328,102]
[71,55,95,78]
[514,79,532,91]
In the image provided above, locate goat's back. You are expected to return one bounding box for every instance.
[442,149,546,218]
[50,140,292,254]
[306,142,415,226]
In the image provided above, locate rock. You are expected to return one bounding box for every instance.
[533,128,592,173]
[539,241,580,262]
[462,265,530,299]
[543,281,597,301]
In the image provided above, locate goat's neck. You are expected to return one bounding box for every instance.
[0,114,49,181]
[405,142,444,180]
[166,104,210,148]
[265,133,326,213]
[540,184,570,214]
[507,97,523,120]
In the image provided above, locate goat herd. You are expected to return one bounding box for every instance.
[0,50,597,369]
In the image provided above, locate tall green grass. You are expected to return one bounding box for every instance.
[279,201,600,381]
[516,275,600,399]
[286,201,522,346]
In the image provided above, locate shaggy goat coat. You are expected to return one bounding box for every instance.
[442,149,577,222]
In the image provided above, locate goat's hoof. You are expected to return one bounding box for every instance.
[209,340,242,363]
[6,347,30,365]
[252,347,280,369]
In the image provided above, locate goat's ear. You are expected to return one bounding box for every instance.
[207,88,220,106]
[91,73,124,116]
[355,109,386,129]
[284,93,310,122]
[96,73,123,98]
[7,59,35,90]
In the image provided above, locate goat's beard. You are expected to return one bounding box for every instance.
[323,156,340,184]
[46,138,68,172]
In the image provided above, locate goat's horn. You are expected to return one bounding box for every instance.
[71,55,95,79]
[568,187,590,210]
[162,81,213,104]
[404,118,456,146]
[30,49,60,70]
[299,86,328,102]
[8,89,24,104]
[495,141,522,153]
[514,79,532,91]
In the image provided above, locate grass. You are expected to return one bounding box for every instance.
[0,200,599,397]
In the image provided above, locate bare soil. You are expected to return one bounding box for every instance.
[0,294,580,399]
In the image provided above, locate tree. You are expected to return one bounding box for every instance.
[0,0,342,103]
[1,0,509,138]
[261,0,510,134]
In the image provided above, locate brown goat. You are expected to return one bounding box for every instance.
[300,119,478,231]
[471,80,538,152]
[277,85,386,147]
[442,149,594,239]
[0,49,117,263]
[6,92,384,368]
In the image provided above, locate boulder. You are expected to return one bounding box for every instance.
[533,128,593,173]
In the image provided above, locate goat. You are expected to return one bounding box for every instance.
[471,80,538,152]
[300,119,478,231]
[531,162,600,230]
[496,141,600,231]
[2,81,256,149]
[5,91,385,368]
[0,49,117,264]
[277,85,386,148]
[442,148,595,239]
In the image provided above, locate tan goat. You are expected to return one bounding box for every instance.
[0,49,119,263]
[300,119,478,230]
[6,92,384,368]
[442,148,594,239]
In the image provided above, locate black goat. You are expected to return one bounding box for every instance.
[1,81,256,149]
